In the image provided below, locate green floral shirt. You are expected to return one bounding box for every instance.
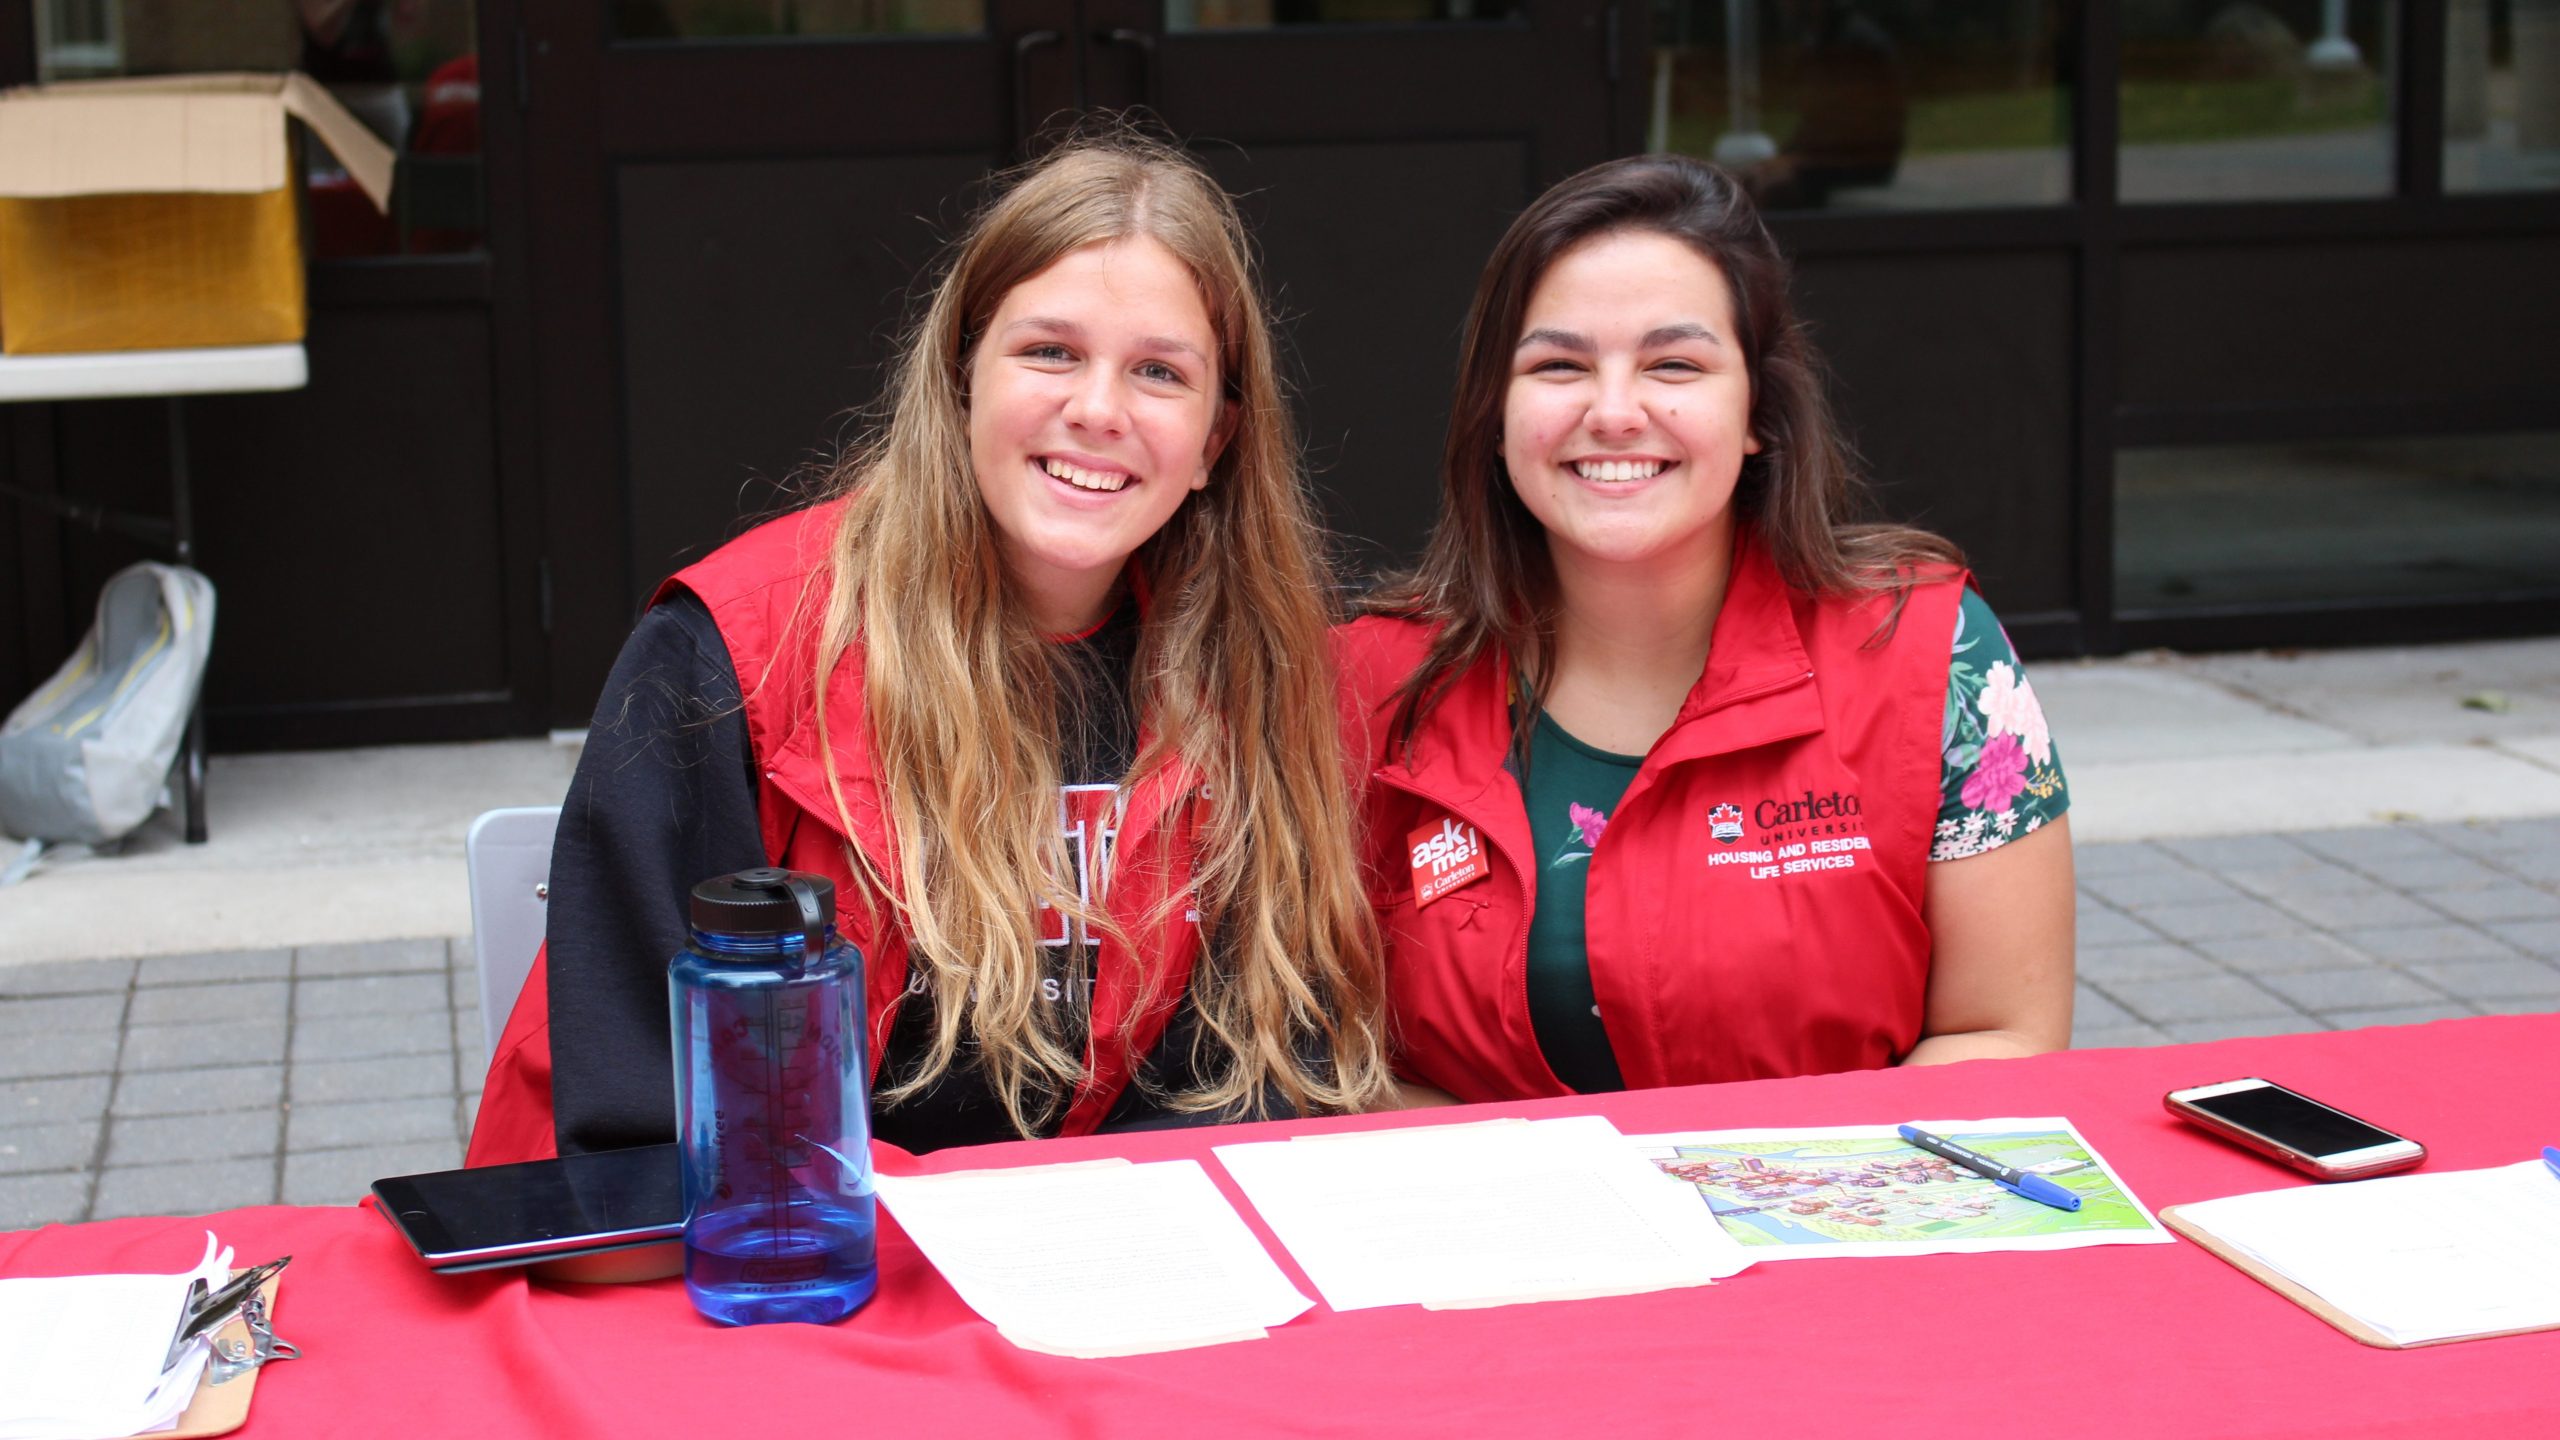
[1932,589,2068,859]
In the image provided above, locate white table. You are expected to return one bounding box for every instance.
[0,344,310,842]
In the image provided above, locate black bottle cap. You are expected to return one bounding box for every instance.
[689,867,835,941]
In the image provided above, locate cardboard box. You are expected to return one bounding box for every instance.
[0,73,395,354]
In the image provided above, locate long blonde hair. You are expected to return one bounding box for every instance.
[808,132,1391,1134]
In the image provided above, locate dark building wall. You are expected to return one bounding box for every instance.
[4,276,539,749]
[3,2,2555,751]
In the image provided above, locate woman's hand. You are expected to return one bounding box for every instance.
[1905,816,2076,1066]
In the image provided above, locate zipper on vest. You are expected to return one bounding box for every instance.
[1538,663,1820,1092]
[1675,665,1817,726]
[1370,768,1563,1095]
[1607,663,1816,830]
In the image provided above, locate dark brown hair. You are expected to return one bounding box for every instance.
[1368,152,1959,744]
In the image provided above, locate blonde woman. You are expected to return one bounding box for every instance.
[470,135,1390,1162]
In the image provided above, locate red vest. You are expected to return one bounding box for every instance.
[468,502,1203,1166]
[1335,533,1963,1105]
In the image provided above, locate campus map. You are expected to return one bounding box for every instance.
[1627,1119,2173,1259]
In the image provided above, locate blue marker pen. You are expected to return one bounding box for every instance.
[2541,1146,2559,1181]
[1897,1124,2082,1212]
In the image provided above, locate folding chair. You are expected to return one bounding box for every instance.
[465,805,559,1056]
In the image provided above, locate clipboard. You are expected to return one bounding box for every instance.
[83,1270,286,1440]
[2161,1204,2560,1350]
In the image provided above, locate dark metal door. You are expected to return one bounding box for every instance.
[518,2,1622,724]
[1103,0,1632,569]
[516,1,1083,721]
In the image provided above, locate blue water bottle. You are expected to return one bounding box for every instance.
[669,867,877,1325]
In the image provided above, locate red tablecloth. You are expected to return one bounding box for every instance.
[8,1016,2557,1438]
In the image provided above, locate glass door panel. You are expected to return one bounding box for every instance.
[2446,0,2560,192]
[1645,0,2072,212]
[2117,434,2560,612]
[1165,0,1517,29]
[2119,0,2396,202]
[611,0,985,38]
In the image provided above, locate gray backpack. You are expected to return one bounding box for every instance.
[0,562,216,871]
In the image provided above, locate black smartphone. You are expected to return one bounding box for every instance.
[2163,1077,2425,1181]
[372,1143,685,1272]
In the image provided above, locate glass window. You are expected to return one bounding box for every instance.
[33,1,485,258]
[2115,434,2560,612]
[32,0,123,75]
[2119,0,2395,203]
[1166,0,1517,30]
[38,0,297,78]
[2446,0,2560,192]
[1643,1,2070,212]
[613,0,982,39]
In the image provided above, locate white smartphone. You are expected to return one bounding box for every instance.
[2163,1077,2425,1181]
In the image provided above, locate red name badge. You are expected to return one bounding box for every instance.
[1408,816,1491,909]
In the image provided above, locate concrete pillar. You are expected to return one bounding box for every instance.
[2306,0,2364,71]
[1711,0,1777,167]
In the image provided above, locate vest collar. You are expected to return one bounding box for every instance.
[766,633,890,860]
[1643,529,1824,768]
[1379,525,1825,794]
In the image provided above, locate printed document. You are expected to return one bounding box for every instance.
[0,1231,226,1440]
[1214,1116,1752,1311]
[2172,1159,2560,1345]
[1629,1118,2174,1258]
[873,1158,1311,1357]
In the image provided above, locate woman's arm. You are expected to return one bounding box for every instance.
[1904,815,2075,1066]
[546,594,768,1153]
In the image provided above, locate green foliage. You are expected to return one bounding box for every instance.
[1659,73,2385,162]
[2117,74,2388,145]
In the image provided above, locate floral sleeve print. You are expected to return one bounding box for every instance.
[1932,589,2069,861]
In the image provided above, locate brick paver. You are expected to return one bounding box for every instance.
[0,816,2554,1231]
[0,936,473,1228]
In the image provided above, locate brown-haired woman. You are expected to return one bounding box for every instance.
[470,133,1392,1162]
[1339,153,2074,1105]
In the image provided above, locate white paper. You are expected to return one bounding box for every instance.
[873,1158,1311,1355]
[2175,1160,2560,1345]
[1214,1115,1752,1312]
[1628,1118,2175,1259]
[0,1232,228,1440]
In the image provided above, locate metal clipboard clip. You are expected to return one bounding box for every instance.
[207,1285,303,1386]
[161,1255,293,1375]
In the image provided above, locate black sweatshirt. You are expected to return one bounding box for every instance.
[542,593,1261,1156]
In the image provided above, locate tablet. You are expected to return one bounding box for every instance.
[372,1144,685,1273]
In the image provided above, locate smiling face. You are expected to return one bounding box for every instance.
[967,235,1225,634]
[1501,229,1760,583]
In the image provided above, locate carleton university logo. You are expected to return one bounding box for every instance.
[1708,802,1746,845]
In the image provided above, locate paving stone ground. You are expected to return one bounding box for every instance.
[1,937,483,1231]
[3,816,2557,1232]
